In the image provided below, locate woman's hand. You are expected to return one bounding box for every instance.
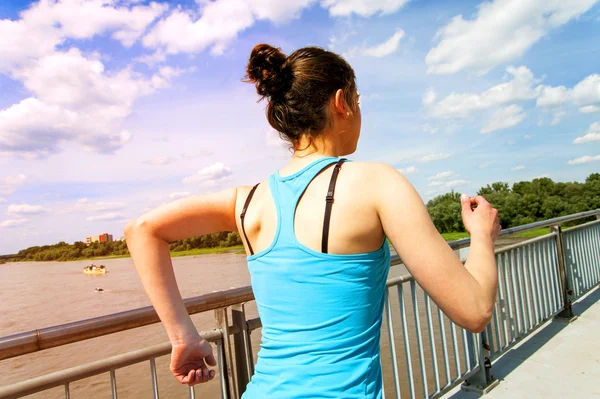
[170,338,217,385]
[460,194,501,242]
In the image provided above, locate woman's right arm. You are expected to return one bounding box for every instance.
[373,164,501,333]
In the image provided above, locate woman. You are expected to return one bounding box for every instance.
[125,44,500,398]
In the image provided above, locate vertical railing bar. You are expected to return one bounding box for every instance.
[217,339,228,399]
[461,328,470,372]
[496,253,509,351]
[425,294,441,393]
[384,288,402,399]
[450,321,461,380]
[189,385,196,399]
[512,249,525,336]
[502,253,515,343]
[547,238,561,313]
[563,233,576,300]
[64,383,70,399]
[149,357,159,399]
[491,277,502,355]
[436,307,451,387]
[580,229,592,294]
[506,251,520,340]
[410,280,429,398]
[539,239,552,318]
[584,227,598,287]
[516,247,529,333]
[521,245,534,332]
[532,241,547,321]
[110,369,118,399]
[590,225,600,285]
[573,230,585,296]
[528,242,541,326]
[582,228,595,292]
[398,284,416,399]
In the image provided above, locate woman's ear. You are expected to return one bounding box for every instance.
[334,89,351,118]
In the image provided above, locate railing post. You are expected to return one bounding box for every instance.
[461,330,499,394]
[215,308,238,399]
[551,225,578,323]
[231,304,253,396]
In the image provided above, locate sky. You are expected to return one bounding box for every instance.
[1,0,600,254]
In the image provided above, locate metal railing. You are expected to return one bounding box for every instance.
[1,210,599,399]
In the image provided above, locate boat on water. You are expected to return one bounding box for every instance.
[83,264,106,275]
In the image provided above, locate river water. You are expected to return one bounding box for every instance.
[0,254,474,398]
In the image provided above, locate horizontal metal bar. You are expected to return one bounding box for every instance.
[0,329,223,399]
[0,286,253,361]
[247,317,262,332]
[493,233,556,255]
[562,218,600,233]
[445,209,599,251]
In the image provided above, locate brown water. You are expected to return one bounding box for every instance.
[0,255,475,399]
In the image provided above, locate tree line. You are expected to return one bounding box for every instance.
[6,173,600,262]
[427,173,600,233]
[10,232,243,262]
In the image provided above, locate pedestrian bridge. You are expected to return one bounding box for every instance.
[0,210,599,399]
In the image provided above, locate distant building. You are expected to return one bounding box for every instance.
[86,233,113,245]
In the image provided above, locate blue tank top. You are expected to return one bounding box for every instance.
[242,156,391,399]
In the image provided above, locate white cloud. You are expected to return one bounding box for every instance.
[397,166,417,175]
[446,180,468,188]
[0,174,27,196]
[580,105,600,113]
[481,105,527,133]
[524,134,533,139]
[420,153,451,162]
[322,0,409,17]
[426,66,538,119]
[1,218,30,228]
[426,0,598,75]
[181,151,212,159]
[73,201,127,213]
[428,181,443,187]
[574,122,600,144]
[422,123,438,134]
[361,29,404,57]
[568,155,600,165]
[479,161,495,169]
[512,165,525,171]
[428,171,456,181]
[87,212,126,221]
[169,192,191,199]
[537,74,600,113]
[7,204,46,216]
[143,0,409,55]
[0,197,6,203]
[144,157,173,165]
[183,162,233,185]
[422,88,437,106]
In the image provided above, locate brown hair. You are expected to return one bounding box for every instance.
[244,44,357,148]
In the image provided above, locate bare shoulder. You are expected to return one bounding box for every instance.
[340,161,414,192]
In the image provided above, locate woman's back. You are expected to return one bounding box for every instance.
[240,156,390,399]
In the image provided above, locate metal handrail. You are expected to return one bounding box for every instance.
[1,209,598,362]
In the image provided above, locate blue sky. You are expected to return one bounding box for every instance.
[1,0,599,254]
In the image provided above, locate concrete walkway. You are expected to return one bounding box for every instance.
[446,287,600,399]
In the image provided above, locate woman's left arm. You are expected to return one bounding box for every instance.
[124,187,238,384]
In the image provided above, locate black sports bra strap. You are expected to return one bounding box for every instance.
[322,159,346,253]
[240,183,259,255]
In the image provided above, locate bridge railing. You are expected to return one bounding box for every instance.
[0,210,599,399]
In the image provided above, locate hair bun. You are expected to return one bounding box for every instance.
[245,44,292,98]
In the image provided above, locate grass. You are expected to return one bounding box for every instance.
[511,227,550,238]
[88,245,246,261]
[169,245,245,257]
[440,228,550,242]
[441,232,470,241]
